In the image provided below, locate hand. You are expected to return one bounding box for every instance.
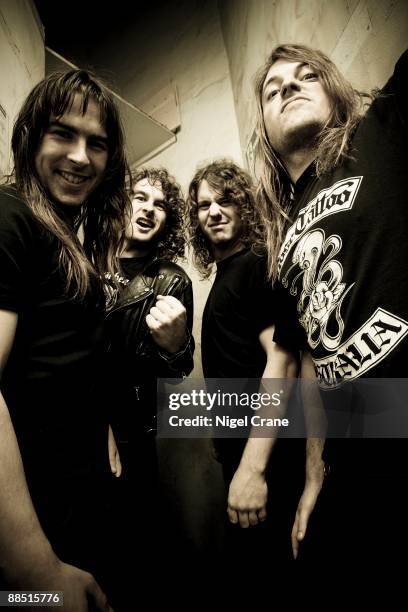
[227,466,268,528]
[291,474,324,560]
[108,425,122,477]
[145,295,187,354]
[11,558,113,612]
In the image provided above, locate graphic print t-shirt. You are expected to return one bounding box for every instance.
[275,50,408,388]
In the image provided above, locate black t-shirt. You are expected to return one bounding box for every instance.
[120,254,151,280]
[202,248,279,466]
[274,51,408,474]
[202,248,275,378]
[0,187,108,483]
[275,51,408,385]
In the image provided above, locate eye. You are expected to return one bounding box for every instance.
[89,139,108,152]
[198,202,210,211]
[155,202,166,211]
[302,72,318,81]
[266,89,279,101]
[132,195,145,203]
[51,128,72,139]
[218,198,233,207]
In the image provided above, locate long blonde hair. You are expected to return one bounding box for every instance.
[254,44,371,282]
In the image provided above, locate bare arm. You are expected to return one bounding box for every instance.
[227,326,298,528]
[0,310,112,611]
[291,351,326,559]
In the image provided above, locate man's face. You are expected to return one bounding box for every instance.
[125,178,167,248]
[262,59,332,156]
[35,93,109,207]
[196,179,243,249]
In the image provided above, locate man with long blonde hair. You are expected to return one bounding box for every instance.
[0,70,129,609]
[233,44,408,563]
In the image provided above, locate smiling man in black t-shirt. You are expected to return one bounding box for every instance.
[0,70,131,609]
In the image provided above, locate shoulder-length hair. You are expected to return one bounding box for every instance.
[128,167,186,262]
[10,69,130,299]
[187,159,265,278]
[254,44,371,281]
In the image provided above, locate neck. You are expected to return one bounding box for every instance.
[282,147,316,183]
[121,241,153,259]
[213,240,245,263]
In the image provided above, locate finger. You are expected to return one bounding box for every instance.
[297,506,310,542]
[248,510,259,527]
[157,295,183,309]
[87,579,111,612]
[115,452,122,478]
[291,516,300,560]
[146,313,160,330]
[154,299,175,316]
[257,507,267,522]
[227,507,239,524]
[238,511,250,529]
[108,443,117,475]
[149,306,170,324]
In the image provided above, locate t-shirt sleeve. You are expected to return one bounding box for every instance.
[0,190,36,312]
[272,280,308,354]
[392,49,408,127]
[379,49,408,129]
[248,253,276,334]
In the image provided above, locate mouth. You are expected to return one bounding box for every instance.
[57,170,90,185]
[208,223,228,230]
[281,97,309,113]
[136,217,155,229]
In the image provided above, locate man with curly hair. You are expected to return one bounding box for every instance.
[104,167,194,565]
[188,159,302,563]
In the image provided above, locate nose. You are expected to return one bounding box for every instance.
[209,202,222,217]
[67,138,90,166]
[141,199,154,214]
[281,77,301,99]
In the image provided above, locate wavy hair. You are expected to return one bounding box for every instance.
[254,44,371,281]
[9,69,130,299]
[187,159,265,278]
[128,167,186,261]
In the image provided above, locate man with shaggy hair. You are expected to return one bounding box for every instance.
[188,159,302,562]
[105,167,194,559]
[0,70,129,610]
[235,44,408,563]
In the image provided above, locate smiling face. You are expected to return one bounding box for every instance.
[124,178,167,255]
[262,59,332,157]
[34,93,108,207]
[196,179,244,260]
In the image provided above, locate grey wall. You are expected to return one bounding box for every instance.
[218,0,408,162]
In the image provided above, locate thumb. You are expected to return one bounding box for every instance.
[87,580,112,612]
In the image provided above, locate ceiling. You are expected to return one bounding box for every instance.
[34,0,176,166]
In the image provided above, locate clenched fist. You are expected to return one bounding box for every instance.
[146,294,187,353]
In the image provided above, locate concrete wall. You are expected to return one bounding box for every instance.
[218,0,408,161]
[0,0,44,174]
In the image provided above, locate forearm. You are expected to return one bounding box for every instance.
[305,437,325,484]
[0,396,55,582]
[237,344,298,475]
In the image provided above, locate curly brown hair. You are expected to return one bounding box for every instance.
[127,167,186,262]
[187,159,265,278]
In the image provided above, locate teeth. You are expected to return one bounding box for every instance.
[59,171,87,185]
[137,218,154,228]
